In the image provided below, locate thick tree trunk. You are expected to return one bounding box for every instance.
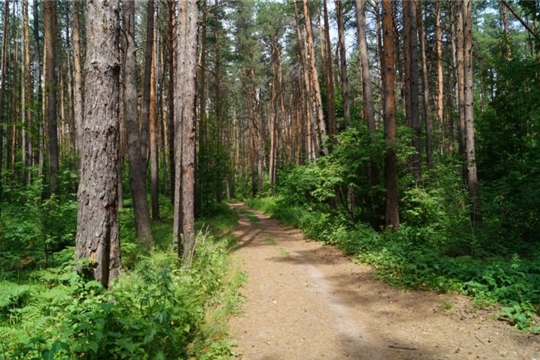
[141,0,155,166]
[382,0,399,230]
[123,0,154,247]
[44,0,59,194]
[22,0,32,183]
[76,0,121,287]
[173,0,199,265]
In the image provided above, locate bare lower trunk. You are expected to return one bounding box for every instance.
[123,0,153,247]
[173,0,199,265]
[76,0,121,288]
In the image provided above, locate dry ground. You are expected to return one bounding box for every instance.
[227,203,540,360]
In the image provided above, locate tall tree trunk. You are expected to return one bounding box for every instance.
[22,0,32,184]
[302,0,328,156]
[402,0,421,179]
[335,0,350,128]
[167,0,176,203]
[323,0,336,138]
[455,0,467,180]
[123,0,154,247]
[76,0,121,288]
[173,0,199,265]
[141,0,155,167]
[435,0,444,154]
[44,0,59,194]
[382,0,399,230]
[355,0,375,132]
[0,0,9,205]
[463,0,481,223]
[417,1,433,168]
[149,4,160,220]
[72,1,84,156]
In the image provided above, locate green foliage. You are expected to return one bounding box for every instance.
[0,202,242,359]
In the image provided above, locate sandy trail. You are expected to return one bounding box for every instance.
[228,203,540,360]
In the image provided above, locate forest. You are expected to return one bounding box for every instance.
[0,0,540,358]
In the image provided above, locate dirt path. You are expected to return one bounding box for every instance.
[227,203,540,360]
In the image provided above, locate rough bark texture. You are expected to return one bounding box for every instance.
[382,0,399,230]
[123,0,154,247]
[44,0,59,194]
[76,0,121,287]
[167,0,176,203]
[173,0,199,265]
[141,0,155,166]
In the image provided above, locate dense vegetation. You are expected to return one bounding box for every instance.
[2,0,540,358]
[0,176,242,358]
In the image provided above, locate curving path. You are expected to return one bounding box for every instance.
[228,203,540,360]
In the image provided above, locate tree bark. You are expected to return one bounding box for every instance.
[173,0,199,265]
[168,0,176,203]
[0,0,9,205]
[302,0,328,156]
[123,0,154,247]
[417,1,433,168]
[141,0,155,166]
[435,0,444,153]
[76,0,121,288]
[72,1,84,156]
[382,0,399,230]
[463,0,481,223]
[44,0,59,194]
[335,0,350,129]
[149,3,160,220]
[323,0,336,138]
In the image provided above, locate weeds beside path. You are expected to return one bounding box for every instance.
[228,203,540,360]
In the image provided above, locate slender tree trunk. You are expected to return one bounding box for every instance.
[417,1,432,168]
[382,0,399,230]
[22,0,32,184]
[455,0,467,181]
[302,0,328,156]
[0,0,9,205]
[149,5,160,220]
[123,0,154,247]
[72,1,84,156]
[335,0,350,128]
[44,0,59,194]
[76,0,121,288]
[435,0,444,154]
[141,0,155,166]
[323,0,336,138]
[173,0,199,265]
[167,0,176,203]
[402,0,421,179]
[463,0,481,223]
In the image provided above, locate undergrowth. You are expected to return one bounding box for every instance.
[0,199,243,359]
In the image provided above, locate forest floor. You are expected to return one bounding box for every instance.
[227,203,540,360]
